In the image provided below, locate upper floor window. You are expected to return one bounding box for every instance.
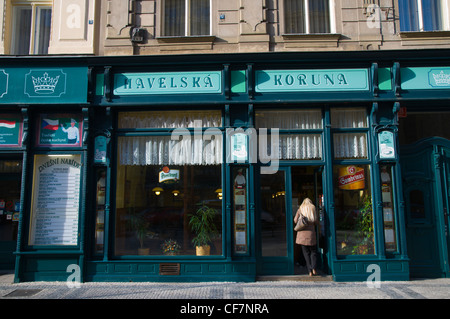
[10,1,51,55]
[284,0,332,34]
[163,0,211,37]
[399,0,449,32]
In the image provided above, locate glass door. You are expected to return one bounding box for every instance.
[291,166,325,274]
[257,167,293,275]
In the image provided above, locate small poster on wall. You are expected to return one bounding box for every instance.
[37,114,82,147]
[0,115,22,147]
[378,131,395,159]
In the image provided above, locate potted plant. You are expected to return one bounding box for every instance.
[189,204,218,256]
[352,195,374,255]
[161,239,181,255]
[130,211,150,255]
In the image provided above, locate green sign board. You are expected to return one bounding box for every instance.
[37,114,82,147]
[401,67,450,90]
[0,67,87,104]
[0,115,22,147]
[255,69,369,92]
[114,71,222,95]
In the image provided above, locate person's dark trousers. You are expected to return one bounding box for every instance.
[301,245,317,273]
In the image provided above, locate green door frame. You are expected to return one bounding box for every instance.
[255,164,326,276]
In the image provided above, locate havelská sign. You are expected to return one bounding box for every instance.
[114,71,222,95]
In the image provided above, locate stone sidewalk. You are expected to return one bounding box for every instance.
[0,272,448,299]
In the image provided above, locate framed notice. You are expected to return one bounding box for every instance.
[37,114,82,147]
[0,114,23,147]
[29,154,82,246]
[378,131,395,160]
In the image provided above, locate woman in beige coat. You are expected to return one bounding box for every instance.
[294,198,319,276]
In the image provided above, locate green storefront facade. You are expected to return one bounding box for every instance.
[0,49,449,283]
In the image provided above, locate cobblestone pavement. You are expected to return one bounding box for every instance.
[0,272,449,300]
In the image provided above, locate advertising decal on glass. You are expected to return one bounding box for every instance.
[37,114,82,147]
[338,166,365,190]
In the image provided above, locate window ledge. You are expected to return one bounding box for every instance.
[156,36,216,44]
[281,33,341,48]
[156,36,216,51]
[282,33,341,40]
[399,30,450,39]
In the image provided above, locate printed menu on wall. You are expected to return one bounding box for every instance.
[29,154,82,246]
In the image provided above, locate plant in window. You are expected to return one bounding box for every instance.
[129,211,150,255]
[352,195,374,255]
[189,203,219,256]
[161,239,181,255]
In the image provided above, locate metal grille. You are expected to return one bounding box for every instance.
[159,263,180,275]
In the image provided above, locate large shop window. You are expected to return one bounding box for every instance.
[284,0,331,34]
[115,111,222,256]
[255,109,323,160]
[331,108,373,255]
[334,165,374,256]
[10,2,52,55]
[163,0,211,37]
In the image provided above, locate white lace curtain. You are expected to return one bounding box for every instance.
[331,108,368,159]
[118,135,222,166]
[255,109,323,130]
[118,111,223,165]
[256,110,323,160]
[333,133,367,159]
[330,108,367,128]
[118,111,222,129]
[259,134,323,160]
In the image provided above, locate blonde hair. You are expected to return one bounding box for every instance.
[299,198,317,223]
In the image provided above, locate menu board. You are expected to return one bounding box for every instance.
[29,154,81,246]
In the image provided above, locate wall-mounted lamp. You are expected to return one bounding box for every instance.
[215,188,222,200]
[172,190,180,197]
[152,187,164,196]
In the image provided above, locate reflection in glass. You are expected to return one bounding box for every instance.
[381,165,397,252]
[260,170,287,257]
[233,167,248,254]
[334,165,374,255]
[94,168,106,255]
[114,164,222,256]
[0,160,22,243]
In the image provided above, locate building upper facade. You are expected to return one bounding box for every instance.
[0,0,450,56]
